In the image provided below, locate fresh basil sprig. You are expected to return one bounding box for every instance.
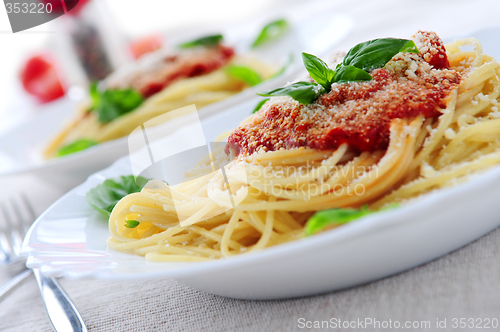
[90,83,144,124]
[343,38,419,71]
[252,19,289,48]
[179,34,223,49]
[301,52,336,91]
[258,81,325,105]
[85,175,149,216]
[225,65,263,86]
[257,37,420,105]
[305,204,399,235]
[257,52,370,104]
[301,52,373,93]
[56,138,98,157]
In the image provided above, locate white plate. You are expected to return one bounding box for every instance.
[21,26,500,300]
[0,4,353,189]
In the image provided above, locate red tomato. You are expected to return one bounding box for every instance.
[130,34,164,59]
[20,54,66,103]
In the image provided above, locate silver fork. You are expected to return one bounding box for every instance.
[0,193,87,332]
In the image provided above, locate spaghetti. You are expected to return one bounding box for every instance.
[107,31,500,262]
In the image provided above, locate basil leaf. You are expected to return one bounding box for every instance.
[252,19,289,48]
[90,83,144,124]
[125,220,140,228]
[257,81,325,105]
[179,34,223,49]
[302,52,336,91]
[225,65,263,86]
[305,204,399,235]
[56,139,98,157]
[343,38,419,71]
[334,65,372,84]
[305,206,371,236]
[252,98,270,114]
[85,175,149,216]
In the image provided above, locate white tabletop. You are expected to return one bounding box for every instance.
[2,0,500,330]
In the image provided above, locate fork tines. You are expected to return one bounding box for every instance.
[0,193,36,265]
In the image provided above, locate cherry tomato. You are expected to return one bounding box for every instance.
[20,54,66,103]
[130,34,164,59]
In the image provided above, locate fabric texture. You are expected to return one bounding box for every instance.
[2,0,500,330]
[1,228,500,331]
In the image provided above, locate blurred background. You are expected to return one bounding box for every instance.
[1,0,498,135]
[0,0,305,133]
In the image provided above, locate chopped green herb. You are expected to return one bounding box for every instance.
[125,220,140,228]
[85,175,149,216]
[225,65,263,86]
[179,34,223,49]
[90,83,144,124]
[305,204,399,236]
[252,19,289,48]
[257,81,325,105]
[56,139,98,157]
[252,98,270,114]
[342,38,419,71]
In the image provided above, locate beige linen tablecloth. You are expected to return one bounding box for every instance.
[2,0,500,330]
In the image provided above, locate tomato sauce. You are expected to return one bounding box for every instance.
[228,31,461,155]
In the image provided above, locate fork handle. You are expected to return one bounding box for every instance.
[33,268,87,332]
[0,268,32,300]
